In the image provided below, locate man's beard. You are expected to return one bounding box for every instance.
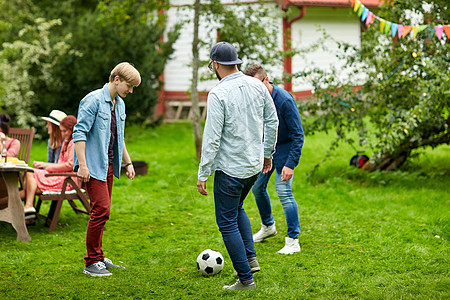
[215,69,222,81]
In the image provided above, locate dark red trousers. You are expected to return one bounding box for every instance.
[84,165,113,266]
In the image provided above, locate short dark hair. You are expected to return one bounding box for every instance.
[244,64,267,79]
[0,113,11,135]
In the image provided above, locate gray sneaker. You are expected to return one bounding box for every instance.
[233,258,260,276]
[223,279,256,290]
[83,262,112,277]
[101,258,125,269]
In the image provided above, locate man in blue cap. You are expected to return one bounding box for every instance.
[197,42,278,290]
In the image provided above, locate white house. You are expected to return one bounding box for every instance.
[158,0,381,120]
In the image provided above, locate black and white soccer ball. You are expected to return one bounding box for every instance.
[196,249,224,277]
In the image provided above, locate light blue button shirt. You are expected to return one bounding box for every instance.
[73,83,126,181]
[198,72,278,181]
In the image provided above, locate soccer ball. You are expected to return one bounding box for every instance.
[196,249,224,277]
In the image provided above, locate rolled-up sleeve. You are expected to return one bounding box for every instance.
[262,89,278,158]
[198,93,224,181]
[72,96,98,142]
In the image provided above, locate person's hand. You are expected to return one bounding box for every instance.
[126,164,135,180]
[262,158,272,174]
[281,166,293,181]
[77,165,90,183]
[33,161,46,169]
[197,180,207,196]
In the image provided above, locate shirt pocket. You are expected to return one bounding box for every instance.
[96,111,110,130]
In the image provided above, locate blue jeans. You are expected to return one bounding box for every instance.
[213,171,258,282]
[251,167,300,239]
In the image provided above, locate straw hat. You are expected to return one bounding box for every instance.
[41,110,67,126]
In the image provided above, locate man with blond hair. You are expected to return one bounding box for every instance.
[244,64,304,255]
[74,62,141,277]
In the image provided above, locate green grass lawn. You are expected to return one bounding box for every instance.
[1,123,449,299]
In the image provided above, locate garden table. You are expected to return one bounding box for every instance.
[0,164,34,242]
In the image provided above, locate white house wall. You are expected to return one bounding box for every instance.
[165,1,223,93]
[290,7,361,92]
[164,2,362,95]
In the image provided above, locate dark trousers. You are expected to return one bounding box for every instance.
[84,165,113,266]
[213,171,258,282]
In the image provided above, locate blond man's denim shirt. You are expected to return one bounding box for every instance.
[198,72,279,181]
[73,83,126,181]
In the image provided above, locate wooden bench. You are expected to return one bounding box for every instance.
[165,101,207,122]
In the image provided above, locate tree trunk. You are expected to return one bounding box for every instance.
[362,127,450,172]
[362,152,408,172]
[191,0,203,159]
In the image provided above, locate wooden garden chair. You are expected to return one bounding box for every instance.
[35,173,90,233]
[0,127,35,200]
[8,127,35,164]
[8,127,35,188]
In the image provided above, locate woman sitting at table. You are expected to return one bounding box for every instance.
[0,113,21,158]
[22,115,79,219]
[41,110,67,163]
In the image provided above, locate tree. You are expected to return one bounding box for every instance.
[0,0,180,133]
[296,0,449,171]
[0,16,75,127]
[191,0,203,158]
[186,0,282,158]
[33,0,180,124]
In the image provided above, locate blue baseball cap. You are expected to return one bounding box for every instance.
[210,42,243,65]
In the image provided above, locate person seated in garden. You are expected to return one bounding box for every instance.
[0,113,21,158]
[21,115,80,220]
[41,110,67,163]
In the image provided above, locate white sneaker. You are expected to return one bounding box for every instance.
[253,223,277,243]
[223,279,256,290]
[277,237,301,254]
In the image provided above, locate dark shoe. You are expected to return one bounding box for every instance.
[223,279,256,290]
[101,258,125,269]
[233,258,260,276]
[83,262,112,277]
[25,219,36,226]
[249,258,260,273]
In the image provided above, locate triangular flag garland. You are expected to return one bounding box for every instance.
[402,26,412,38]
[391,23,398,38]
[352,0,449,40]
[384,21,391,35]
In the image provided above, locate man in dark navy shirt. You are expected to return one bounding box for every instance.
[244,64,304,254]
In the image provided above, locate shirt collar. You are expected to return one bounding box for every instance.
[216,71,244,85]
[271,82,279,98]
[102,83,122,103]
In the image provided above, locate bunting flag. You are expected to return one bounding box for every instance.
[391,23,398,38]
[361,8,369,22]
[353,0,360,12]
[435,25,444,40]
[444,25,450,39]
[357,4,364,17]
[380,19,386,32]
[351,0,449,41]
[384,21,391,35]
[402,26,412,38]
[397,25,404,38]
[366,12,375,26]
